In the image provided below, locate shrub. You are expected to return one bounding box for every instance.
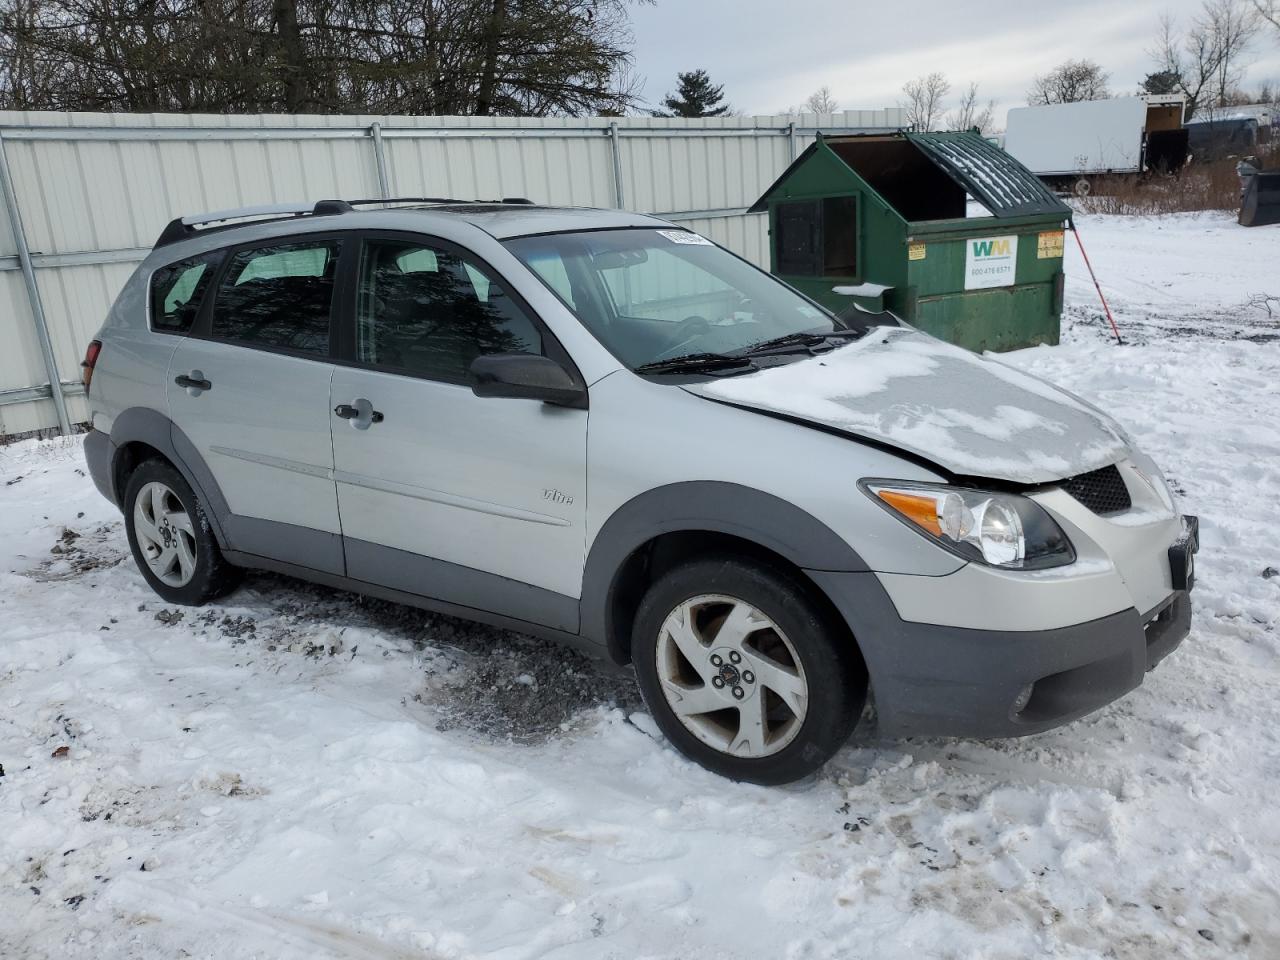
[1075,145,1278,215]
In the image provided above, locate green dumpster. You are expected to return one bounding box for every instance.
[750,131,1072,352]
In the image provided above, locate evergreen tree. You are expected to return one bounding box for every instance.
[656,69,731,118]
[1141,70,1183,95]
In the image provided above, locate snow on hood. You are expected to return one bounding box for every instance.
[688,327,1130,484]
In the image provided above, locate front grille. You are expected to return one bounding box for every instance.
[1060,463,1132,515]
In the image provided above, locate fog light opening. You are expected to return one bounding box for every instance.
[1011,683,1035,716]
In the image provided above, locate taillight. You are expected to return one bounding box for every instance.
[81,340,102,393]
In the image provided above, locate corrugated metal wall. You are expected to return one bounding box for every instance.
[0,108,904,435]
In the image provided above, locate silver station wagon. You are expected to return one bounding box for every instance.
[81,199,1198,784]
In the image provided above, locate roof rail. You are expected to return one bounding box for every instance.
[154,195,540,248]
[155,199,353,248]
[344,196,477,206]
[342,196,538,207]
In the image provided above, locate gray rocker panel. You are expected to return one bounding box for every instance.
[222,515,345,577]
[220,548,594,656]
[344,536,579,634]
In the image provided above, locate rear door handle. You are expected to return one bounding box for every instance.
[175,372,212,392]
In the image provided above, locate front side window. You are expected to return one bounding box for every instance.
[355,238,541,382]
[150,252,221,334]
[210,239,341,356]
[505,228,852,370]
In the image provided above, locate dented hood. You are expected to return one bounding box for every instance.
[685,327,1130,485]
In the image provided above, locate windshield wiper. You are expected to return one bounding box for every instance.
[737,328,866,357]
[634,353,758,375]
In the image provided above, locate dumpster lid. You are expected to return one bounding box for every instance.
[748,131,1070,219]
[904,130,1070,218]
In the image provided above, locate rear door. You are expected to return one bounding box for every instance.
[328,233,587,631]
[166,235,348,574]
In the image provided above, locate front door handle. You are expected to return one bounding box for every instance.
[334,398,384,428]
[175,372,212,392]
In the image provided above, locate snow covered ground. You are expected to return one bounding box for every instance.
[2,212,1279,960]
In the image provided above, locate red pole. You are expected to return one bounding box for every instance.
[1069,223,1122,345]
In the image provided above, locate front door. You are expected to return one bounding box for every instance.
[329,235,588,632]
[167,236,346,574]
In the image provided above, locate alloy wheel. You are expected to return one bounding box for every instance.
[654,594,808,758]
[133,481,197,588]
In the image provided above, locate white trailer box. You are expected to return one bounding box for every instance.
[1005,97,1150,176]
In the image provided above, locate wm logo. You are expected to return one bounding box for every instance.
[972,239,1012,257]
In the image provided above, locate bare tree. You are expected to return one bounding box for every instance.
[803,85,839,115]
[1254,0,1279,32]
[1028,59,1111,104]
[0,0,652,116]
[901,72,950,131]
[599,62,644,117]
[1153,0,1259,119]
[946,82,996,132]
[1204,0,1261,106]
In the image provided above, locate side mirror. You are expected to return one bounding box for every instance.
[469,353,587,408]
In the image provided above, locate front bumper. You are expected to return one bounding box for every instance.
[807,516,1196,739]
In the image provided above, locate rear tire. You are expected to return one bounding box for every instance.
[632,556,865,785]
[123,459,241,605]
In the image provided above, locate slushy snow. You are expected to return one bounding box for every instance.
[2,212,1279,959]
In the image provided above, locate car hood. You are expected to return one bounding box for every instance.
[683,327,1130,485]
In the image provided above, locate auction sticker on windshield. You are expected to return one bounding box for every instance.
[658,230,713,245]
[964,234,1018,290]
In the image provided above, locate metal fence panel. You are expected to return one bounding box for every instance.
[0,108,904,434]
[382,134,617,208]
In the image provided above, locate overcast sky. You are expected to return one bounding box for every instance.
[628,0,1280,122]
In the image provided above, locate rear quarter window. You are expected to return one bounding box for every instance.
[149,252,222,334]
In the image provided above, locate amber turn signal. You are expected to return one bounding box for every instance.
[876,489,944,537]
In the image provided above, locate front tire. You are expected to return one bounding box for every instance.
[123,459,241,605]
[632,556,865,785]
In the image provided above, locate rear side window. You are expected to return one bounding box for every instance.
[210,239,341,356]
[149,252,221,334]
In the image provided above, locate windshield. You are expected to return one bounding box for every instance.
[504,228,852,371]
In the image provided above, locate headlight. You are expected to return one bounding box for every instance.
[1128,453,1175,512]
[862,481,1076,570]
